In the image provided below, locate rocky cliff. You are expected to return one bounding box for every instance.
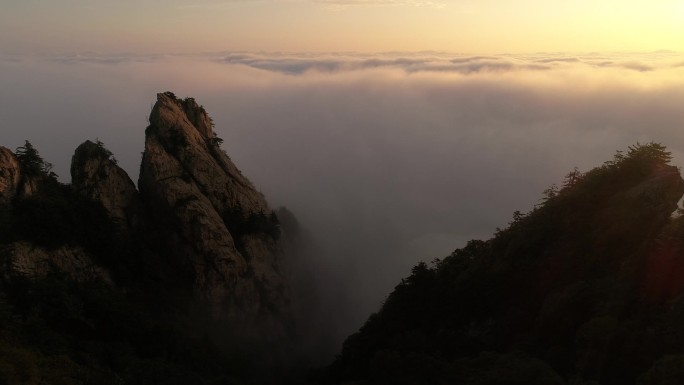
[0,147,20,206]
[0,93,305,384]
[1,92,293,337]
[138,92,290,331]
[71,140,140,230]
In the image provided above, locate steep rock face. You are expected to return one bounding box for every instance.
[138,92,289,332]
[144,93,270,214]
[0,146,44,201]
[71,140,140,229]
[0,147,20,205]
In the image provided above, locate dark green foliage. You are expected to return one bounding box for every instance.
[15,140,55,178]
[71,139,117,165]
[2,142,122,270]
[93,139,114,161]
[0,274,245,385]
[8,179,117,258]
[328,143,684,385]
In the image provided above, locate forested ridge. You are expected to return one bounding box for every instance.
[327,143,684,385]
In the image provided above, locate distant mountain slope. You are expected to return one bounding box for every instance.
[327,143,684,385]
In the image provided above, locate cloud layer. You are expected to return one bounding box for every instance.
[2,50,684,353]
[215,50,684,75]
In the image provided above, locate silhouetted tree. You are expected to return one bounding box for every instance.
[15,140,55,178]
[626,142,671,165]
[563,167,583,190]
[511,210,524,224]
[541,184,559,202]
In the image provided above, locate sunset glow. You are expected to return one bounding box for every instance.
[1,1,682,54]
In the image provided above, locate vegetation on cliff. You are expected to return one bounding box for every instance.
[0,141,260,384]
[327,143,684,385]
[0,90,298,384]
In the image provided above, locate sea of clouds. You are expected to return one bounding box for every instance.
[2,50,684,351]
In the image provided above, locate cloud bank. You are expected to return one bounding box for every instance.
[214,50,684,75]
[2,50,684,353]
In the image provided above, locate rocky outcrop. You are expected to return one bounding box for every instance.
[587,163,684,248]
[71,140,140,229]
[143,93,270,214]
[0,94,304,384]
[623,164,684,218]
[139,92,290,333]
[0,146,42,200]
[0,93,295,338]
[0,241,112,284]
[0,147,20,205]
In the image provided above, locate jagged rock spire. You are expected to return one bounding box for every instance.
[71,140,140,229]
[139,92,290,334]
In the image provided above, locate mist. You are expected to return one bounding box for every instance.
[2,51,684,353]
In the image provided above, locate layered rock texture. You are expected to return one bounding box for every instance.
[1,145,110,285]
[71,140,140,229]
[0,92,292,337]
[139,92,289,328]
[1,241,112,283]
[0,92,304,384]
[0,147,20,205]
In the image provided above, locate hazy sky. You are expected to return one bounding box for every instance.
[2,0,684,53]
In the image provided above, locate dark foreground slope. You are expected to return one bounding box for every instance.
[0,93,307,384]
[327,143,684,385]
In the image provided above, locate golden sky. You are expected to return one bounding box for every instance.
[1,0,683,54]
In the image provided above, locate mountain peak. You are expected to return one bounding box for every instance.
[150,91,215,140]
[71,140,140,229]
[140,92,290,331]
